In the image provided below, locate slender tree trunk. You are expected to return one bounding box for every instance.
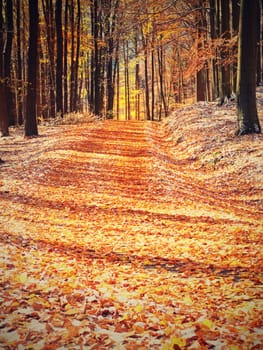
[231,0,239,93]
[123,41,130,120]
[236,0,261,135]
[151,47,155,120]
[70,0,75,112]
[221,0,231,99]
[73,0,80,111]
[41,0,56,117]
[209,0,216,100]
[55,0,63,116]
[92,0,103,116]
[116,59,120,120]
[16,0,23,125]
[0,0,9,136]
[63,0,68,113]
[144,39,151,120]
[196,1,208,102]
[135,34,140,120]
[106,40,114,118]
[5,0,16,126]
[25,0,39,137]
[105,0,119,119]
[158,46,168,117]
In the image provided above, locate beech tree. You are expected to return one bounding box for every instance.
[42,0,56,118]
[55,0,63,116]
[24,0,39,136]
[0,0,9,136]
[236,0,261,135]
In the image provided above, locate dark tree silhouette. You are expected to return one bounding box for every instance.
[55,0,63,116]
[236,0,261,135]
[24,0,39,136]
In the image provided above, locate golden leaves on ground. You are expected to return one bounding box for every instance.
[0,103,263,349]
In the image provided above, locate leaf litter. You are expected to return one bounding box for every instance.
[0,89,263,349]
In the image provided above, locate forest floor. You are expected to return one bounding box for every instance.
[0,89,263,349]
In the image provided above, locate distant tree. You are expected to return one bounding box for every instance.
[24,0,39,136]
[105,0,119,119]
[0,0,9,136]
[5,0,17,125]
[73,0,81,112]
[63,0,69,114]
[196,0,209,102]
[236,0,261,135]
[55,0,63,116]
[16,0,23,125]
[42,0,56,117]
[218,0,231,105]
[89,0,105,117]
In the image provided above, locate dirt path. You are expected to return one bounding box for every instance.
[0,119,262,349]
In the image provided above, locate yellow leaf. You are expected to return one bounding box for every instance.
[161,344,170,350]
[202,319,215,330]
[229,346,240,350]
[171,336,186,348]
[64,307,80,316]
[161,336,187,350]
[28,295,50,307]
[165,326,173,336]
[17,272,28,284]
[183,295,193,305]
[135,304,143,312]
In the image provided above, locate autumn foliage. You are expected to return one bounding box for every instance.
[0,90,263,348]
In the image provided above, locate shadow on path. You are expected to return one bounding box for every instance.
[2,230,260,283]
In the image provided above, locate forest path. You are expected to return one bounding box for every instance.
[0,119,262,348]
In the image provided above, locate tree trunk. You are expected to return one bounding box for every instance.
[63,0,69,113]
[55,0,63,116]
[196,0,209,102]
[25,0,39,137]
[73,0,81,112]
[0,84,9,136]
[135,33,140,120]
[5,0,16,126]
[105,0,119,119]
[16,0,23,125]
[236,0,261,135]
[143,38,151,120]
[158,46,168,117]
[42,0,56,117]
[256,0,262,86]
[123,41,130,120]
[91,0,103,117]
[231,0,239,93]
[151,46,155,120]
[218,0,231,105]
[0,0,9,136]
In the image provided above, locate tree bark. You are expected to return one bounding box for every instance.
[236,0,261,135]
[16,0,23,125]
[5,0,16,126]
[158,46,168,117]
[73,0,81,112]
[63,0,69,113]
[256,0,262,86]
[218,0,231,105]
[55,0,63,116]
[24,0,39,137]
[0,0,9,136]
[41,0,56,117]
